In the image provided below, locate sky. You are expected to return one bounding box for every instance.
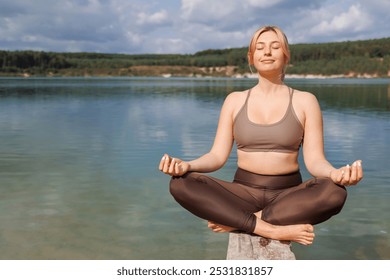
[1,0,389,54]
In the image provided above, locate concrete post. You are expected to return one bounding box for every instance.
[226,232,296,260]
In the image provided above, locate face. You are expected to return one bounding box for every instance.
[252,30,286,75]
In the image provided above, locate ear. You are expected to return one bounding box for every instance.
[247,52,253,65]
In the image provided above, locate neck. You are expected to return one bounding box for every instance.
[256,74,285,92]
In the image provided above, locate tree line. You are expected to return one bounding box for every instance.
[1,37,389,77]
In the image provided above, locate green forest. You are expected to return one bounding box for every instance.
[1,37,389,77]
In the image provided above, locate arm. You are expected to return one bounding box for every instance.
[159,92,236,176]
[300,92,363,186]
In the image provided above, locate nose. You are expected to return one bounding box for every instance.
[264,46,271,55]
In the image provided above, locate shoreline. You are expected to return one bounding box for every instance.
[1,64,389,79]
[4,73,388,80]
[2,69,389,80]
[2,64,389,79]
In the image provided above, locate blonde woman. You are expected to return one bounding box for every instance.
[159,26,363,245]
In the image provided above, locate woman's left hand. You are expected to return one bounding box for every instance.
[330,160,363,186]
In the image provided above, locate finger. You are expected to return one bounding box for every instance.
[168,158,175,174]
[350,161,358,183]
[161,155,168,173]
[159,155,167,171]
[336,169,344,183]
[174,161,180,175]
[162,155,171,173]
[342,165,351,185]
[356,160,363,180]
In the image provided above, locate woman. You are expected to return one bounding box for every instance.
[158,25,363,246]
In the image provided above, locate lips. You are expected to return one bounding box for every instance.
[261,59,275,63]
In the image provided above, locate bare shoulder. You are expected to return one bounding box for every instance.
[291,89,322,124]
[293,89,318,104]
[223,90,249,109]
[225,90,248,103]
[292,88,320,110]
[220,90,249,119]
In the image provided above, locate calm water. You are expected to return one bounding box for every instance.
[0,77,389,260]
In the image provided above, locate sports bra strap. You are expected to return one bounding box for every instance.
[244,89,252,104]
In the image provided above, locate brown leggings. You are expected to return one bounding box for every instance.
[170,168,347,233]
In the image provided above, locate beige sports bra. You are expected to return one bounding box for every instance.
[233,88,304,153]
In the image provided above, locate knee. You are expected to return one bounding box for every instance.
[169,173,195,202]
[317,178,347,212]
[169,176,184,201]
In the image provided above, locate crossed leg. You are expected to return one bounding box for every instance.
[208,211,315,245]
[170,173,332,245]
[207,177,346,245]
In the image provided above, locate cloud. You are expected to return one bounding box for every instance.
[0,0,129,52]
[136,10,170,26]
[0,0,388,54]
[181,0,240,23]
[309,4,372,36]
[179,0,295,31]
[247,0,284,8]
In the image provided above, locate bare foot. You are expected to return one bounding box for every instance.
[272,224,314,245]
[255,222,315,245]
[208,212,315,246]
[208,221,237,233]
[253,211,315,245]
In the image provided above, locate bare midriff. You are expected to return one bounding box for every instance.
[237,150,300,175]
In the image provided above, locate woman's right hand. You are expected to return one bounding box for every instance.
[159,154,190,177]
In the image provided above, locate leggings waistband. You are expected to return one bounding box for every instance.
[233,168,303,189]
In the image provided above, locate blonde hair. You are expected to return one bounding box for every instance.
[247,26,290,79]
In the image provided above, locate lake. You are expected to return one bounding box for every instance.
[0,77,389,260]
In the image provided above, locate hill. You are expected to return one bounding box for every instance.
[1,37,389,78]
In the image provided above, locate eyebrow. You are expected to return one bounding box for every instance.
[256,41,281,45]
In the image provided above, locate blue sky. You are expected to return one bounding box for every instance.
[1,0,389,54]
